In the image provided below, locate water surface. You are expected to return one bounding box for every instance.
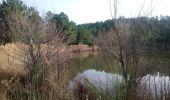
[68,51,170,98]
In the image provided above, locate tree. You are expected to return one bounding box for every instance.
[2,1,68,99]
[96,0,143,99]
[46,12,78,44]
[0,10,11,44]
[75,26,92,45]
[0,0,27,44]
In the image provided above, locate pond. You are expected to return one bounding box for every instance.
[67,51,170,99]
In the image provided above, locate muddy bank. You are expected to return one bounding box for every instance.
[67,44,99,52]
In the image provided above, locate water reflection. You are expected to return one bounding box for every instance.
[69,69,170,98]
[139,72,170,97]
[69,69,123,92]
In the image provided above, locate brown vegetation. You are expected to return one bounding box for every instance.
[68,44,99,52]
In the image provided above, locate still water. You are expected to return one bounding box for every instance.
[68,51,170,98]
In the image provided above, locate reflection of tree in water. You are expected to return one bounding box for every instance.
[69,69,170,100]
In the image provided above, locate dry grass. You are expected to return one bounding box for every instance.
[0,43,66,74]
[0,43,72,100]
[0,43,26,74]
[0,43,26,99]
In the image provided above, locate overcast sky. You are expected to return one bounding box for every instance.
[1,0,170,24]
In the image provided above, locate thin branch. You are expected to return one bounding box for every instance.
[138,0,146,17]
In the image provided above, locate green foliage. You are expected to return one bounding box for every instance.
[0,11,12,44]
[0,0,27,15]
[79,19,114,37]
[0,0,28,44]
[46,12,77,44]
[1,0,170,48]
[130,16,170,50]
[0,0,42,44]
[46,12,94,45]
[75,26,92,45]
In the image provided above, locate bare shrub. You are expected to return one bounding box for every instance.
[0,6,70,99]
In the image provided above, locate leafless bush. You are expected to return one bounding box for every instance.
[1,7,70,99]
[96,19,141,80]
[96,1,145,99]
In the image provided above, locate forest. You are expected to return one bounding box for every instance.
[0,0,170,100]
[1,0,170,49]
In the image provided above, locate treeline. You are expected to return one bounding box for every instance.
[0,0,43,44]
[0,0,170,50]
[130,16,170,50]
[0,0,93,45]
[80,16,170,50]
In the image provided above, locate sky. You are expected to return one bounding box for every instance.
[0,0,170,24]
